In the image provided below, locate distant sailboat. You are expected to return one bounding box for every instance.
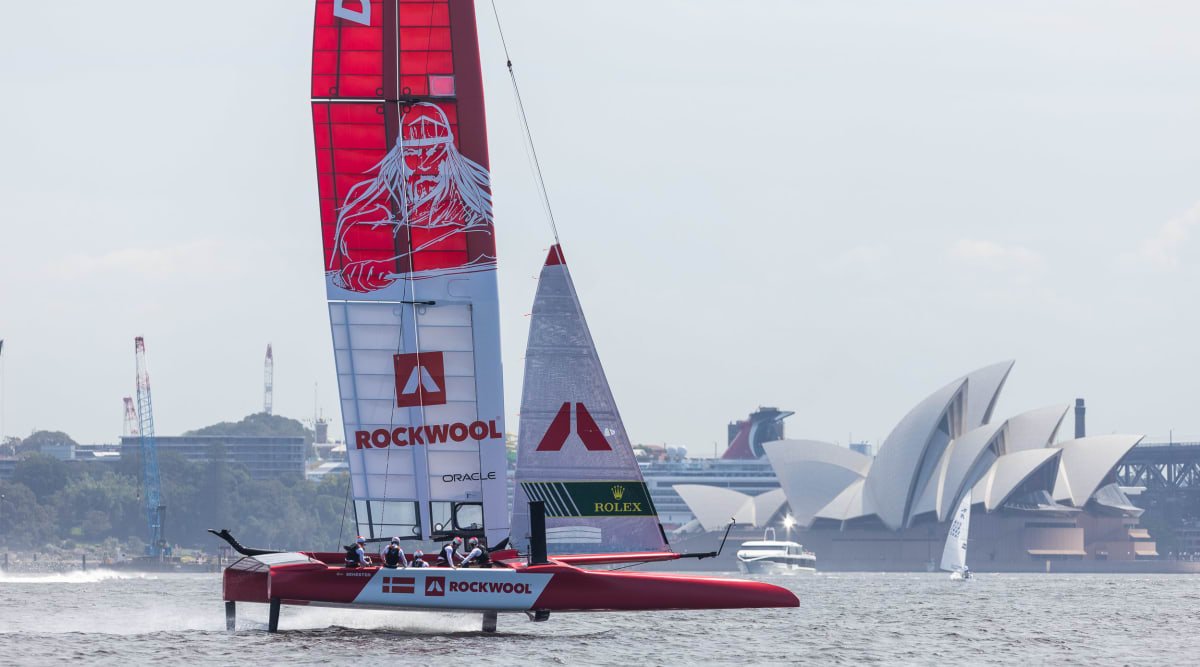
[941,491,972,580]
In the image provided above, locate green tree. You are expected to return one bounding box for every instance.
[53,470,141,545]
[185,413,315,458]
[19,430,77,455]
[0,480,57,548]
[1,436,20,457]
[12,454,69,501]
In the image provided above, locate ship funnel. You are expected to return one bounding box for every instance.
[1075,398,1086,439]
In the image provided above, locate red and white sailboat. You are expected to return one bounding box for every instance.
[216,0,797,632]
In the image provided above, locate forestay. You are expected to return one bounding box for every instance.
[311,0,508,546]
[510,246,670,554]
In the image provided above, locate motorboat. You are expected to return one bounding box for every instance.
[736,528,815,574]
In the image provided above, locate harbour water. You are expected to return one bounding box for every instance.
[1,569,1197,665]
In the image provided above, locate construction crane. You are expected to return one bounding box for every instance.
[134,337,166,559]
[122,397,139,437]
[263,343,274,415]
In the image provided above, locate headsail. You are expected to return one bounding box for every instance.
[510,246,670,554]
[940,490,971,573]
[311,0,508,546]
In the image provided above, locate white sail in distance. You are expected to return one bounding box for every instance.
[510,246,670,554]
[941,491,972,573]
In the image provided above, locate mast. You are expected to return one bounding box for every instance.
[312,0,508,545]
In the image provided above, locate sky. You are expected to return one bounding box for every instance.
[0,1,1197,452]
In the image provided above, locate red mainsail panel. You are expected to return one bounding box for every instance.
[312,0,492,289]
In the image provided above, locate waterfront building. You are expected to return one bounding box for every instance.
[119,435,305,480]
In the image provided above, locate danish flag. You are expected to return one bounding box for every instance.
[536,402,613,452]
[381,576,415,594]
[394,351,447,408]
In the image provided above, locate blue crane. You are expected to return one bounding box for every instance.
[134,336,167,558]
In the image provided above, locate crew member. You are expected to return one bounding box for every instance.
[460,537,490,568]
[410,549,429,567]
[382,537,406,569]
[345,536,372,568]
[436,536,464,567]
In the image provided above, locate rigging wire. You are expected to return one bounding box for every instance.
[337,472,352,547]
[490,0,562,249]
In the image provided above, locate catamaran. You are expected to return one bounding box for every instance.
[940,491,972,581]
[213,0,797,632]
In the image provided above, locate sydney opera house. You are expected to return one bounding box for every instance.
[677,362,1157,571]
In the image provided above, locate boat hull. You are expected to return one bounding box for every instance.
[223,553,798,613]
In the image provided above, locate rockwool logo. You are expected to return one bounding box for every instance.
[536,402,613,452]
[425,576,446,597]
[394,351,447,408]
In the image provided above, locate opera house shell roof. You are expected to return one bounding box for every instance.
[760,362,1145,531]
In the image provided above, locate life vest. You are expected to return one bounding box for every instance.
[383,545,403,568]
[344,545,362,567]
[437,543,458,565]
[463,546,490,566]
[411,557,429,568]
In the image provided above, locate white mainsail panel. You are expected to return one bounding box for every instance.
[940,490,971,573]
[510,246,670,554]
[330,274,508,546]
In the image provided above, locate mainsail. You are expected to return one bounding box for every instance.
[311,0,508,546]
[940,490,971,573]
[510,246,670,554]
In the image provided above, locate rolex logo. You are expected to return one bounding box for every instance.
[611,484,625,501]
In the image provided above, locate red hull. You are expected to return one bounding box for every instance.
[222,553,797,613]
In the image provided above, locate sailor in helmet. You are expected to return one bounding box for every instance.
[410,549,430,568]
[459,537,491,568]
[382,537,407,569]
[345,536,372,568]
[436,536,465,568]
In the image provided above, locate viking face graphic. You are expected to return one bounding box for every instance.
[330,102,494,293]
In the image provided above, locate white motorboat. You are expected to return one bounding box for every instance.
[736,528,816,574]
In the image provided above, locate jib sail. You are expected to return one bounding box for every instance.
[510,246,670,554]
[311,0,508,546]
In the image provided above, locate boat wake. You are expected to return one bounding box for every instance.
[0,569,152,584]
[273,607,481,634]
[238,607,616,638]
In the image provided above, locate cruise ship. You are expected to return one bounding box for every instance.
[638,407,791,530]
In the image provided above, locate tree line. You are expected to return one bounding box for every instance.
[0,429,352,554]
